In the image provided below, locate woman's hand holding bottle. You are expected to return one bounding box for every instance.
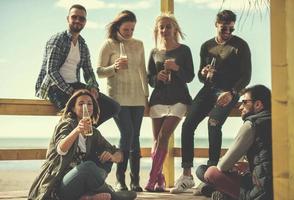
[114,57,128,71]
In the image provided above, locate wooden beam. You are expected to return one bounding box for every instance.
[0,98,241,116]
[0,99,58,116]
[172,147,227,158]
[0,149,47,160]
[0,147,228,161]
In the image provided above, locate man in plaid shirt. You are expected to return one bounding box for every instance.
[35,4,120,126]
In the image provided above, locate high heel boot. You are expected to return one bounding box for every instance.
[144,149,167,192]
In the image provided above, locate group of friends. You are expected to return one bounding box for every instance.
[28,4,273,200]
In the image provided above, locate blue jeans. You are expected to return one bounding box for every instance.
[114,106,145,153]
[48,83,120,126]
[181,86,239,168]
[59,161,108,200]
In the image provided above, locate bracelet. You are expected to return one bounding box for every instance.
[230,89,237,96]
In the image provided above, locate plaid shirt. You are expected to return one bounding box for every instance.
[35,30,99,98]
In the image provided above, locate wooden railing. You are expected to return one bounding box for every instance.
[0,98,241,186]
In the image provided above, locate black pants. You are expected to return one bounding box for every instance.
[181,86,239,168]
[48,83,120,126]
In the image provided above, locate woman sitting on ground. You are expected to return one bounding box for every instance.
[28,89,136,200]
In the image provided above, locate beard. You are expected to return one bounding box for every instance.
[241,110,255,120]
[69,24,83,33]
[221,33,231,41]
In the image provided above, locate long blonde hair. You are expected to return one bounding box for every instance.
[153,13,184,47]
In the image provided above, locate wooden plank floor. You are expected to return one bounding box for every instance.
[0,189,210,200]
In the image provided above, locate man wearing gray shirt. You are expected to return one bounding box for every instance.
[195,85,273,200]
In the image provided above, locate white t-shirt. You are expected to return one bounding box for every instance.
[59,41,80,83]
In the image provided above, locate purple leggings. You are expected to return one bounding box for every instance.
[204,166,240,199]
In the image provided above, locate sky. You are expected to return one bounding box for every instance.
[0,0,271,141]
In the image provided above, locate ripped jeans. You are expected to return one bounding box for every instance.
[181,86,239,168]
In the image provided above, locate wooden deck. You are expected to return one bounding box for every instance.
[0,189,210,200]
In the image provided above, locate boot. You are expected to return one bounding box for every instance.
[116,151,129,191]
[95,183,137,200]
[155,173,166,192]
[145,148,167,192]
[129,151,143,192]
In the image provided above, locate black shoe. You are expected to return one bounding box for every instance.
[192,182,215,197]
[130,173,143,192]
[97,183,137,200]
[130,183,143,192]
[211,191,232,200]
[201,183,215,197]
[115,181,129,191]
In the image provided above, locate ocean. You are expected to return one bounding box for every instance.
[0,137,234,171]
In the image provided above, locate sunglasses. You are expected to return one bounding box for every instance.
[221,26,235,33]
[71,15,86,22]
[241,99,254,105]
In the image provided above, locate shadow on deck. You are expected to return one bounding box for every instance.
[0,189,210,200]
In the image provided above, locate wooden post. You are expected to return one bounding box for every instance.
[161,0,174,13]
[163,133,175,187]
[160,0,175,187]
[271,0,294,198]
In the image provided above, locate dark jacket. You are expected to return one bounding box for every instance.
[147,44,194,106]
[240,110,273,200]
[198,36,251,93]
[28,118,116,200]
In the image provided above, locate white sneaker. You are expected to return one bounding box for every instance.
[170,175,195,194]
[192,182,206,196]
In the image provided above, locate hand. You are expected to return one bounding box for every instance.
[216,91,233,107]
[164,59,179,71]
[233,162,249,175]
[157,70,169,82]
[98,151,113,163]
[201,65,210,77]
[76,118,92,136]
[111,151,123,163]
[114,57,128,71]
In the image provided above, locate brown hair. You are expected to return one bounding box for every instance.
[242,85,271,111]
[61,89,99,125]
[69,4,87,15]
[106,10,136,41]
[216,10,236,24]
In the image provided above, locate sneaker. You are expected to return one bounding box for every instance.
[193,182,215,197]
[211,191,232,200]
[170,175,195,194]
[192,182,206,196]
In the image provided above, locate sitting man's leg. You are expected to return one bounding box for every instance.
[47,85,70,110]
[204,166,240,199]
[194,165,215,196]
